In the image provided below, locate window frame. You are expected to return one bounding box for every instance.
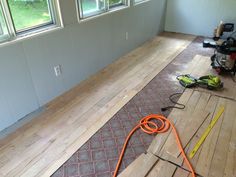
[109,0,126,9]
[133,0,150,6]
[0,2,10,41]
[77,0,130,21]
[0,0,63,44]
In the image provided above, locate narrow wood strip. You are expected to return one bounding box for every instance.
[223,103,236,177]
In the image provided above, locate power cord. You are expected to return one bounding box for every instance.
[113,114,196,177]
[161,88,186,112]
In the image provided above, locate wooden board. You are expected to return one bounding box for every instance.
[118,153,158,177]
[148,90,236,177]
[146,159,177,177]
[119,55,236,177]
[121,90,236,177]
[166,110,210,158]
[0,33,195,177]
[118,153,191,177]
[183,55,236,100]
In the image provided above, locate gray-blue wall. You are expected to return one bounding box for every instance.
[165,0,236,36]
[0,0,167,131]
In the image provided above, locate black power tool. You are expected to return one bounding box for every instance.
[203,22,236,75]
[211,37,236,75]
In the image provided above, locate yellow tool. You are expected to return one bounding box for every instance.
[189,106,225,159]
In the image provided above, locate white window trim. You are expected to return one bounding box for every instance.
[133,0,151,6]
[77,0,130,23]
[0,25,62,48]
[0,0,63,46]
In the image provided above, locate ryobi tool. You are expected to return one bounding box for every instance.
[176,74,223,90]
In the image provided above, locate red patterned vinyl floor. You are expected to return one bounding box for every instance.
[51,37,213,177]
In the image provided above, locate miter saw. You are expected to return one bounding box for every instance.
[203,21,236,75]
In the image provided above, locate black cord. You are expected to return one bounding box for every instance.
[161,88,186,112]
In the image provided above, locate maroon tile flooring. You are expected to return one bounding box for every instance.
[51,37,213,177]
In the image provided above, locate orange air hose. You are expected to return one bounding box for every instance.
[112,114,196,177]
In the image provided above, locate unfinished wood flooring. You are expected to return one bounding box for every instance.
[183,55,236,100]
[119,89,236,177]
[119,54,236,177]
[118,153,190,177]
[0,33,195,177]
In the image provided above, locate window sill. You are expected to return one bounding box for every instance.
[78,5,130,23]
[134,0,151,6]
[0,25,63,48]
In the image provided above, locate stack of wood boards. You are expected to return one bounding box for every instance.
[119,89,236,177]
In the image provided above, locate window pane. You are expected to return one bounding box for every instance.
[134,0,145,3]
[109,0,123,7]
[8,0,53,32]
[0,5,9,40]
[80,0,105,18]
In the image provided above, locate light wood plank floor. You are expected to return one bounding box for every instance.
[118,55,236,177]
[0,32,195,177]
[183,55,236,100]
[118,152,190,177]
[120,89,236,177]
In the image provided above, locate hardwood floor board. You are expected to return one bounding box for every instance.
[185,55,236,100]
[207,99,236,177]
[118,153,159,177]
[147,89,194,156]
[119,54,236,177]
[0,32,195,177]
[223,109,236,177]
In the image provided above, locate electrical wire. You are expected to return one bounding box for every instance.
[161,88,186,112]
[112,114,196,177]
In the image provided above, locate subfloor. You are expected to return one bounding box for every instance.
[51,37,213,177]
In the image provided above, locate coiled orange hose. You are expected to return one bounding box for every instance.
[112,114,195,177]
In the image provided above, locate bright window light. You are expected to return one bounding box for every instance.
[0,0,62,43]
[78,0,128,19]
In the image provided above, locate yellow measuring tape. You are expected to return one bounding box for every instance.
[189,106,225,159]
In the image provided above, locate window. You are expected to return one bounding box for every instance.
[0,0,61,43]
[109,0,123,7]
[78,0,128,19]
[134,0,148,4]
[0,5,9,41]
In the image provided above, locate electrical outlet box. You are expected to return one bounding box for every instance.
[54,65,62,77]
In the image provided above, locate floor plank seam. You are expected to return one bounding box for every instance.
[151,142,204,177]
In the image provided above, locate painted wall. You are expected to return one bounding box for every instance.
[0,0,167,131]
[165,0,236,36]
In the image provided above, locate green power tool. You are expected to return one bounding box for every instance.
[177,74,223,90]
